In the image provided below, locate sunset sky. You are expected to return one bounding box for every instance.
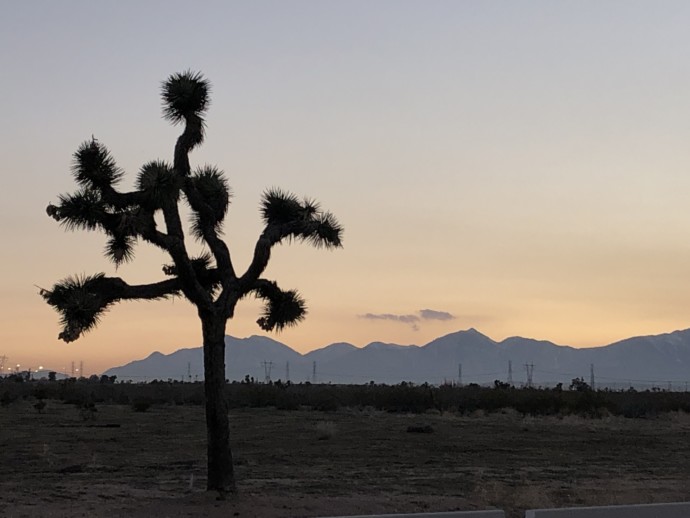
[4,1,690,375]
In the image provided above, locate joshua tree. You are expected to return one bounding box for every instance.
[40,71,342,492]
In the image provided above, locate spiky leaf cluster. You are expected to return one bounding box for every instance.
[261,188,302,225]
[40,274,112,342]
[105,234,136,266]
[137,161,180,208]
[188,166,231,238]
[49,189,106,231]
[254,281,307,332]
[261,188,343,249]
[48,186,141,266]
[303,211,343,249]
[72,139,124,189]
[191,167,230,221]
[161,71,210,123]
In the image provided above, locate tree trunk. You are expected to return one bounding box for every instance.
[201,315,236,493]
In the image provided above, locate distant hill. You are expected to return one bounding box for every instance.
[103,328,690,389]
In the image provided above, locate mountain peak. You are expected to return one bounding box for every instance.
[447,328,493,342]
[103,328,690,387]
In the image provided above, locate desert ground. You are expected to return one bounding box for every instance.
[1,401,689,518]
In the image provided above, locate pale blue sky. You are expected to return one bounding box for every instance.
[4,1,690,373]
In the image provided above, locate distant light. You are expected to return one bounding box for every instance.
[38,366,43,370]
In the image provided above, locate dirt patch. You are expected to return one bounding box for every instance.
[1,403,688,517]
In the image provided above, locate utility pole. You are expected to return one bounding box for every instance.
[507,360,513,386]
[457,363,462,386]
[262,361,273,384]
[187,362,192,383]
[312,361,317,384]
[71,361,75,378]
[0,355,7,376]
[285,361,290,382]
[590,363,595,390]
[79,360,84,378]
[524,363,534,388]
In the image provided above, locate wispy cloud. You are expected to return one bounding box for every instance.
[419,309,455,321]
[360,313,420,324]
[359,309,456,330]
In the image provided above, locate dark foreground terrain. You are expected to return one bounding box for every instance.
[1,402,689,518]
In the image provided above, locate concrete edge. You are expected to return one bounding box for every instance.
[318,510,505,518]
[525,501,690,517]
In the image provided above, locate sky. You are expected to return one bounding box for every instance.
[3,1,690,375]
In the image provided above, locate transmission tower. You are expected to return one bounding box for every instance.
[71,361,75,378]
[79,360,84,378]
[262,361,273,383]
[457,363,462,386]
[590,363,595,390]
[524,363,534,388]
[285,361,290,382]
[0,355,7,374]
[312,361,317,384]
[507,360,513,386]
[187,362,192,383]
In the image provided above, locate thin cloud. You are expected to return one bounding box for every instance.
[360,313,420,324]
[420,309,455,321]
[359,309,456,330]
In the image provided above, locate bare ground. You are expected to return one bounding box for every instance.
[1,402,689,517]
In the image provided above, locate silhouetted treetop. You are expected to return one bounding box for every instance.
[42,70,342,346]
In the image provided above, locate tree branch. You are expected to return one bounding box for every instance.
[40,274,183,342]
[158,108,215,309]
[164,223,214,310]
[247,279,307,331]
[240,218,339,287]
[183,177,235,280]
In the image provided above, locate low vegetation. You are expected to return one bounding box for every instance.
[1,376,689,419]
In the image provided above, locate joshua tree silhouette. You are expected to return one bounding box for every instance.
[41,71,343,492]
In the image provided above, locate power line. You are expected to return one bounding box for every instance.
[262,361,273,384]
[525,363,534,388]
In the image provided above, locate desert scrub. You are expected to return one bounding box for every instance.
[315,420,336,440]
[131,398,152,412]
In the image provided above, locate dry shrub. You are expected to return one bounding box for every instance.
[660,410,690,426]
[315,420,336,440]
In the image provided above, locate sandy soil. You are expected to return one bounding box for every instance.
[1,402,689,518]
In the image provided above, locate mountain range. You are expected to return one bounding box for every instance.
[103,328,690,389]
